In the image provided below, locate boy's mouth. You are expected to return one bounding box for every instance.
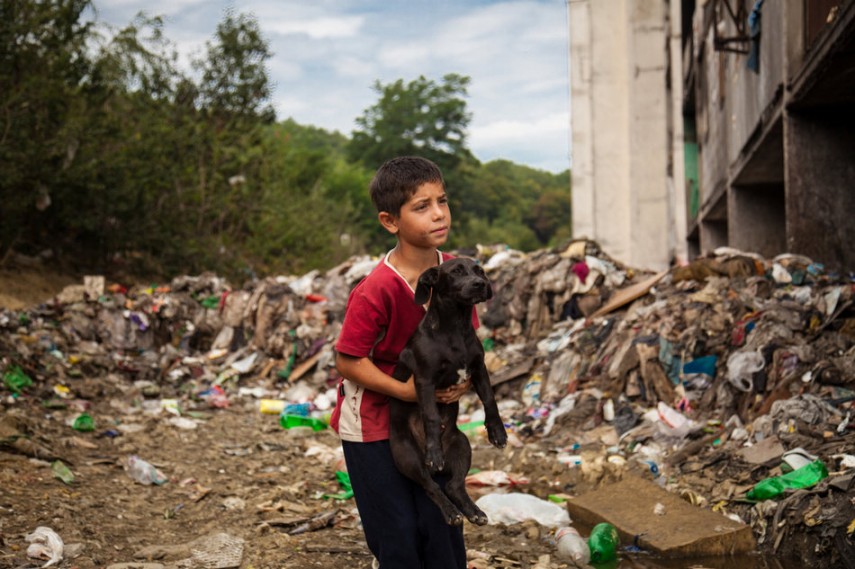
[431,226,448,234]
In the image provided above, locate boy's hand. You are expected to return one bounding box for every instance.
[436,378,471,404]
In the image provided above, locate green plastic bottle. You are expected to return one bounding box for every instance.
[279,413,327,431]
[746,460,828,501]
[72,412,95,432]
[587,522,619,563]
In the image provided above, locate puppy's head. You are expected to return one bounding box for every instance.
[414,258,493,306]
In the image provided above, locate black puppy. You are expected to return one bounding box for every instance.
[390,257,508,526]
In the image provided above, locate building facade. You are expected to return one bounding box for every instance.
[569,0,855,273]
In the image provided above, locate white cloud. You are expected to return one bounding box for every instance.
[92,0,572,173]
[266,16,364,39]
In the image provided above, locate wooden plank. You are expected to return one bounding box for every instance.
[489,358,535,387]
[288,351,323,382]
[591,271,668,318]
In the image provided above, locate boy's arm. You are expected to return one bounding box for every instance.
[335,353,471,404]
[335,353,417,402]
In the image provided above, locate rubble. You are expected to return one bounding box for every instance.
[1,240,854,568]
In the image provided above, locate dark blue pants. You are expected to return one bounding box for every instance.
[342,439,466,569]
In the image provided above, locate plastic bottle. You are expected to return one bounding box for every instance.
[279,413,327,431]
[602,398,615,422]
[72,412,95,432]
[259,399,286,415]
[746,459,828,501]
[284,402,312,416]
[555,526,590,564]
[127,455,168,485]
[588,522,619,563]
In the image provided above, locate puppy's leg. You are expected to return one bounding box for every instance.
[414,372,446,473]
[390,432,465,526]
[441,429,488,525]
[470,363,507,449]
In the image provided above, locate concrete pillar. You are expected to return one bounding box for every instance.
[627,0,670,271]
[569,0,595,241]
[589,0,632,263]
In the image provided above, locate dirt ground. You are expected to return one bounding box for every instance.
[0,264,79,311]
[0,370,808,569]
[0,375,593,569]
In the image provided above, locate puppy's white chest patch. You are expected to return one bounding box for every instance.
[456,368,470,384]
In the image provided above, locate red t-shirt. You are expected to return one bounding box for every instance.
[331,250,477,442]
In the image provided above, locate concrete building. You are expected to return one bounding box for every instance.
[569,0,855,273]
[569,0,677,272]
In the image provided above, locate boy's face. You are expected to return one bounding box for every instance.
[382,181,451,249]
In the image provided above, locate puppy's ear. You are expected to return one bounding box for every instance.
[414,266,439,305]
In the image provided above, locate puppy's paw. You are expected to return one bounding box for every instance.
[468,510,489,526]
[445,511,465,526]
[488,424,507,449]
[425,448,445,473]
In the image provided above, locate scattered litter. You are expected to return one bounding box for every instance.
[25,527,64,568]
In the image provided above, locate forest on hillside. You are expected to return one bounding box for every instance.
[0,1,571,281]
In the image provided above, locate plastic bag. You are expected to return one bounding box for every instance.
[25,527,63,568]
[726,350,765,392]
[475,492,570,527]
[127,455,168,485]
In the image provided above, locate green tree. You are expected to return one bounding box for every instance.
[0,0,95,261]
[528,188,571,245]
[454,160,571,250]
[348,74,473,174]
[163,9,275,275]
[197,9,274,121]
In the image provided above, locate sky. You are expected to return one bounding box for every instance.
[92,1,572,173]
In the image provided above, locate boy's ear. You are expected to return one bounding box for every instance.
[378,211,398,235]
[414,266,439,305]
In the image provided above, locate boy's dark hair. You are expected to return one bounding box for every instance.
[369,156,445,215]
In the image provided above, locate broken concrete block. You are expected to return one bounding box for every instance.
[565,476,755,557]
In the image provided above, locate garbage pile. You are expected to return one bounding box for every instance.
[478,244,855,566]
[1,240,854,567]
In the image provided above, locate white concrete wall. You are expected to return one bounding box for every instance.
[569,0,671,271]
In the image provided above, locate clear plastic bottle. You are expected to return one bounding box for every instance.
[555,526,590,564]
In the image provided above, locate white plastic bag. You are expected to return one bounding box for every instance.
[726,350,765,392]
[26,527,63,568]
[475,492,570,527]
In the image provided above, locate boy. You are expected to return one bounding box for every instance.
[331,156,473,568]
